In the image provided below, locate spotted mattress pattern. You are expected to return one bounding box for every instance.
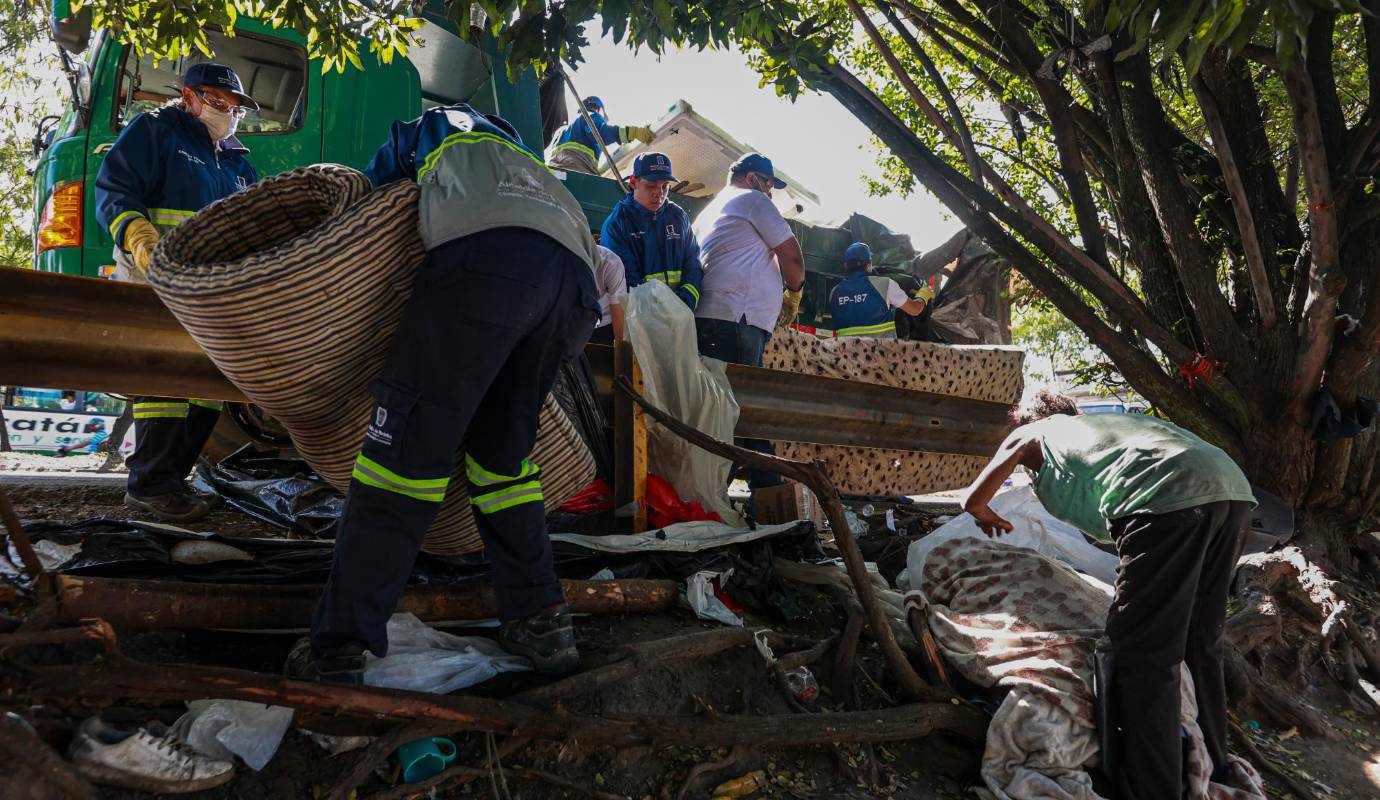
[762,328,1024,495]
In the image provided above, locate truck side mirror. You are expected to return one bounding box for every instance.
[51,2,92,55]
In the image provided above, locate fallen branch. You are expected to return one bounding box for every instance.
[614,376,948,704]
[0,709,96,800]
[1229,722,1321,800]
[53,574,679,630]
[0,483,45,584]
[3,622,985,749]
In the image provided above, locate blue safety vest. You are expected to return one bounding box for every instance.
[830,272,897,337]
[95,106,257,250]
[550,112,629,168]
[365,103,595,268]
[599,195,702,307]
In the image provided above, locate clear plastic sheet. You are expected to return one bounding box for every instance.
[624,281,744,527]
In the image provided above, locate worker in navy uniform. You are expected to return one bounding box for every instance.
[547,96,654,175]
[599,152,703,311]
[828,242,931,339]
[94,63,259,522]
[295,105,600,683]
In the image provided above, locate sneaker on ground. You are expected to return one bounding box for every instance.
[68,716,234,794]
[285,636,367,685]
[124,490,211,523]
[499,602,580,677]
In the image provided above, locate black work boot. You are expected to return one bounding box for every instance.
[285,637,366,685]
[124,490,211,523]
[499,603,579,677]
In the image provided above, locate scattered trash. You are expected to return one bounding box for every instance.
[645,473,723,528]
[169,540,253,565]
[68,715,235,793]
[588,567,616,581]
[192,447,343,537]
[711,769,768,797]
[307,731,373,755]
[172,699,293,771]
[1245,720,1260,731]
[364,614,531,693]
[885,508,897,532]
[32,539,80,570]
[558,478,614,514]
[842,508,867,536]
[397,736,457,783]
[782,666,820,708]
[686,570,744,626]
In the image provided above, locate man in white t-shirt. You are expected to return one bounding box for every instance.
[692,153,805,487]
[590,245,628,344]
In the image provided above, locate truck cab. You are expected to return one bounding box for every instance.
[30,3,633,279]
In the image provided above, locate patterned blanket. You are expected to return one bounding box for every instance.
[908,537,1265,800]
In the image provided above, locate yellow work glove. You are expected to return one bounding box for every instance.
[122,216,160,276]
[912,282,936,304]
[777,286,803,329]
[628,125,655,145]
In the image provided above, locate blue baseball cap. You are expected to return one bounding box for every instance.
[183,63,259,111]
[583,96,604,112]
[730,152,787,189]
[633,152,677,182]
[844,242,873,263]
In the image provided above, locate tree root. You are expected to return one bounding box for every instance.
[1228,722,1321,800]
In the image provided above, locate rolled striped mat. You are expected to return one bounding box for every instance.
[147,164,595,554]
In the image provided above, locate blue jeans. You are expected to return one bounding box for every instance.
[694,316,782,489]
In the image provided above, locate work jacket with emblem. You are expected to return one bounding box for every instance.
[547,112,632,175]
[366,103,595,270]
[95,105,257,282]
[829,271,900,339]
[599,194,702,308]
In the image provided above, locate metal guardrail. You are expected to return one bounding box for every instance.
[0,266,1011,455]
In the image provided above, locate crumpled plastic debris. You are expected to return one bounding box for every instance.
[364,613,530,694]
[686,570,744,626]
[173,699,294,771]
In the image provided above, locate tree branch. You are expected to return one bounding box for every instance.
[1282,55,1347,426]
[878,2,982,189]
[819,64,1247,453]
[1191,73,1277,327]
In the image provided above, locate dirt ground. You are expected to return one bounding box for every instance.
[4,454,1380,799]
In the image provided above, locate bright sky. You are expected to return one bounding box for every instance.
[562,32,962,251]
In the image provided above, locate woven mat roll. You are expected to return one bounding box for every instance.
[147,164,595,554]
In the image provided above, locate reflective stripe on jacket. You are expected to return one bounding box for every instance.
[830,272,897,338]
[365,104,595,271]
[95,106,257,282]
[547,113,629,173]
[599,194,702,306]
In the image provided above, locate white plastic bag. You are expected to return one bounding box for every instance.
[363,613,530,694]
[175,700,293,771]
[685,570,743,626]
[625,281,744,527]
[906,487,1119,589]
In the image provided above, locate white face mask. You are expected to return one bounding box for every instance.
[197,104,238,142]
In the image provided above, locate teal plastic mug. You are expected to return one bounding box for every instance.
[397,736,458,783]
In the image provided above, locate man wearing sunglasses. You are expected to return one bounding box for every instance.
[95,62,260,523]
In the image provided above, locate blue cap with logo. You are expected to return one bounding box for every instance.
[633,152,677,182]
[730,152,787,189]
[844,242,873,264]
[183,63,259,111]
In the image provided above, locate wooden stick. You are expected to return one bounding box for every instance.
[0,709,96,799]
[3,622,984,748]
[614,376,950,704]
[1228,721,1321,800]
[0,483,45,583]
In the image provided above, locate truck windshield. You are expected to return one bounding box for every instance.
[114,30,306,134]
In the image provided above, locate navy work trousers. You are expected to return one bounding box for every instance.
[693,316,782,489]
[311,228,599,659]
[126,398,221,497]
[1104,500,1249,800]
